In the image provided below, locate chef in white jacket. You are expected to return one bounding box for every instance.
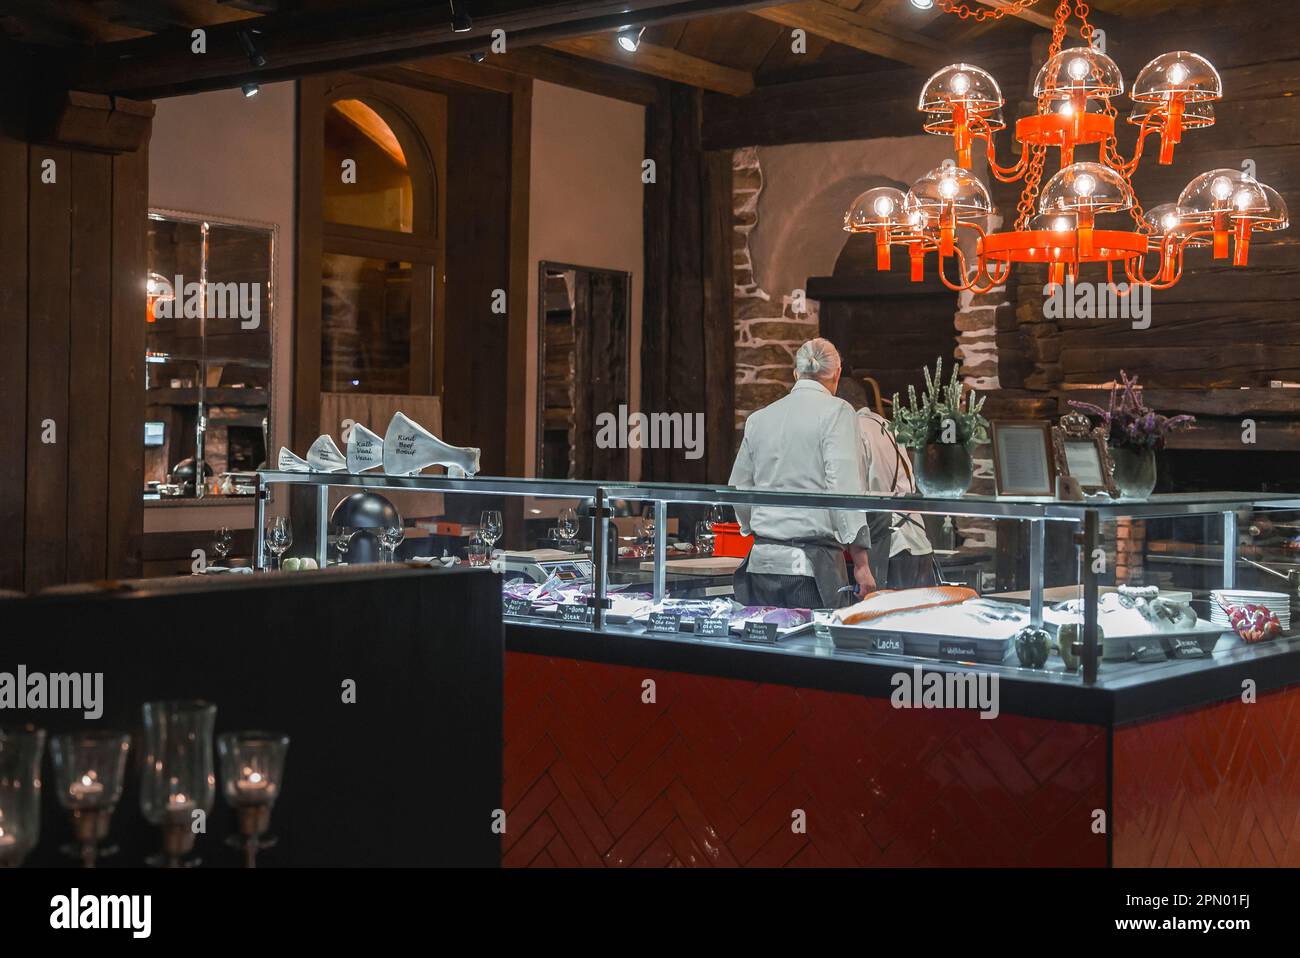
[728,338,875,609]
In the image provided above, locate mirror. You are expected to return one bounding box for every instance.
[536,263,631,480]
[144,211,275,502]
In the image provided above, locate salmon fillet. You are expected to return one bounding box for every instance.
[833,586,978,625]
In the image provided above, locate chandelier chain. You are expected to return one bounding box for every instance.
[938,0,1040,23]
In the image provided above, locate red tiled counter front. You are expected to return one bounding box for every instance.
[503,652,1109,867]
[1113,682,1300,867]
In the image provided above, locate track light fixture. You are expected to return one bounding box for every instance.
[450,1,473,33]
[616,26,645,53]
[468,51,487,63]
[237,28,267,68]
[241,82,261,98]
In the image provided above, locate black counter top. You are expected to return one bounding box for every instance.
[505,618,1300,727]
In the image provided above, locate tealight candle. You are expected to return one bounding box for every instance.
[68,772,105,804]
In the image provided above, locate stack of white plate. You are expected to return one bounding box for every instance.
[1210,590,1291,630]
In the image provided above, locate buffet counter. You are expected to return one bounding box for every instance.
[256,471,1300,867]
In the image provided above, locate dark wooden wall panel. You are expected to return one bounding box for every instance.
[67,150,113,583]
[25,146,72,591]
[107,144,149,580]
[0,118,28,591]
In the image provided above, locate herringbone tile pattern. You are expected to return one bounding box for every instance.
[1114,683,1300,866]
[503,653,1108,867]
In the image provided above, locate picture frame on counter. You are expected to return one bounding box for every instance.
[1051,412,1119,498]
[991,420,1056,496]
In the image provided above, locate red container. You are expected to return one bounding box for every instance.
[711,522,752,559]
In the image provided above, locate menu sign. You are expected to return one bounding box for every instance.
[503,598,533,617]
[742,621,779,644]
[938,639,979,661]
[646,613,682,634]
[693,617,730,638]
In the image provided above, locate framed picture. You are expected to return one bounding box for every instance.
[1052,412,1118,497]
[992,420,1056,496]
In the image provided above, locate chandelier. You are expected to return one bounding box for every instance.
[843,0,1289,293]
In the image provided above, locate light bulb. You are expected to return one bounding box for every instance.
[909,210,924,227]
[1053,217,1071,232]
[1168,62,1188,85]
[873,195,895,217]
[1211,176,1233,200]
[1067,57,1090,81]
[1234,189,1255,211]
[950,72,970,96]
[1073,173,1096,197]
[1058,100,1074,116]
[910,0,934,8]
[1161,212,1179,232]
[938,175,959,199]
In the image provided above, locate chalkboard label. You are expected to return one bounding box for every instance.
[694,616,730,638]
[873,634,905,655]
[503,598,533,617]
[938,639,978,661]
[1169,637,1210,659]
[559,605,591,624]
[742,621,779,643]
[647,612,682,634]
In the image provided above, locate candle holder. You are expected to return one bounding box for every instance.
[217,731,289,868]
[0,725,46,868]
[139,701,217,868]
[50,731,131,868]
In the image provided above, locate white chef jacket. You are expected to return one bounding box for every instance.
[856,409,933,557]
[728,379,872,577]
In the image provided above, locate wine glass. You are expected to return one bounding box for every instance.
[379,521,405,563]
[480,510,503,556]
[694,520,714,555]
[266,516,292,571]
[557,507,579,552]
[212,527,232,565]
[333,528,353,566]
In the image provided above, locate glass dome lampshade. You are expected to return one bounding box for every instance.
[1142,202,1207,281]
[907,165,992,257]
[919,63,1003,167]
[1034,47,1125,103]
[1039,162,1134,257]
[1236,181,1290,232]
[1131,51,1221,162]
[1178,168,1271,262]
[845,186,911,270]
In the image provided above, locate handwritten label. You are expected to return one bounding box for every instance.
[1169,637,1210,659]
[694,616,730,638]
[503,598,533,617]
[559,605,590,624]
[872,634,905,655]
[938,639,978,661]
[742,621,779,644]
[647,612,682,634]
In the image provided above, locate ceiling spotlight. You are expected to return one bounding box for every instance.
[910,0,934,8]
[449,1,473,33]
[237,29,267,68]
[241,82,260,98]
[468,51,486,64]
[617,26,645,53]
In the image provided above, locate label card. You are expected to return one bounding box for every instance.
[646,612,682,634]
[694,616,730,638]
[872,634,905,655]
[503,598,533,617]
[742,621,779,644]
[938,639,979,661]
[559,605,591,624]
[1169,637,1211,659]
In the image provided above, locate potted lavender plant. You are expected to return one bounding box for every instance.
[1069,371,1194,499]
[889,356,989,498]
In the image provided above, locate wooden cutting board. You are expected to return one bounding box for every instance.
[638,556,744,575]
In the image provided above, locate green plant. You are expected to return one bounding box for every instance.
[888,356,989,450]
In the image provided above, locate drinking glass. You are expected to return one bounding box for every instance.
[266,516,292,570]
[212,527,232,563]
[50,731,131,868]
[140,701,217,868]
[694,520,715,555]
[333,528,354,566]
[558,507,579,552]
[379,521,405,563]
[218,731,290,868]
[0,726,46,868]
[467,534,489,567]
[480,510,503,555]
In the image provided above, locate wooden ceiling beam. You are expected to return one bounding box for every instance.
[401,48,661,104]
[57,0,776,98]
[753,0,949,71]
[968,1,1084,39]
[548,34,754,95]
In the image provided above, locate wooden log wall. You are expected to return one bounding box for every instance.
[642,82,736,484]
[0,83,152,593]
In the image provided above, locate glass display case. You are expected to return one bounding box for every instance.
[253,470,1300,688]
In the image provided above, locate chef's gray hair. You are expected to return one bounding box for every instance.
[794,338,842,380]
